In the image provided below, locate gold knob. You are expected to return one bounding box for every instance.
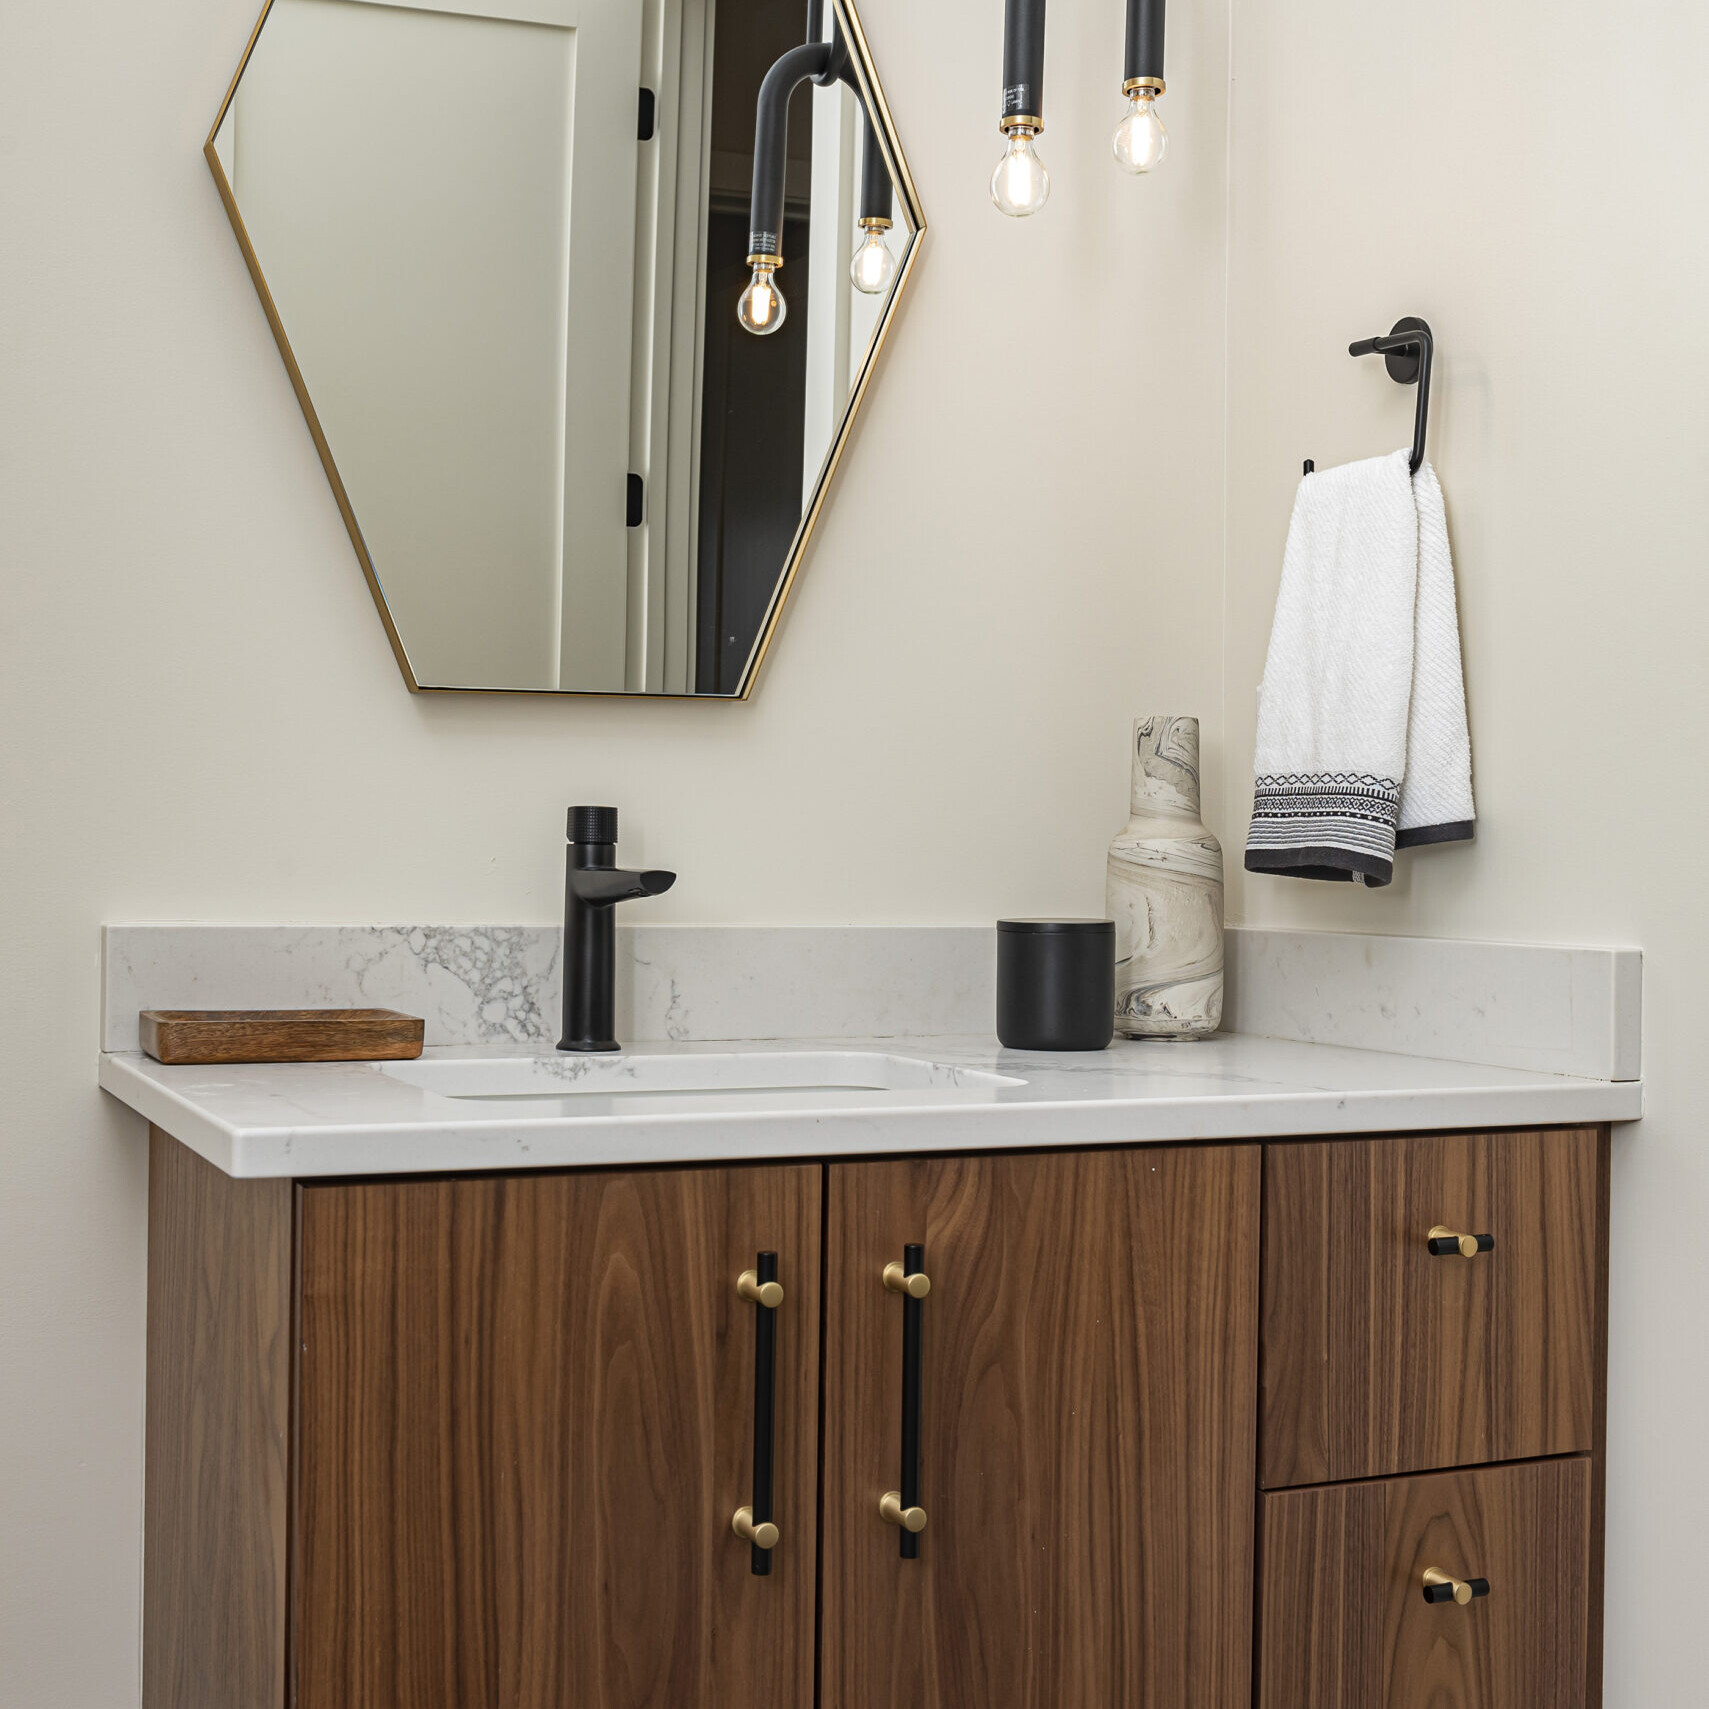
[732,1506,780,1549]
[882,1261,931,1299]
[1428,1225,1494,1258]
[880,1490,928,1532]
[1422,1566,1490,1605]
[737,1269,784,1309]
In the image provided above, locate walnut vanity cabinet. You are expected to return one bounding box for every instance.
[1256,1127,1610,1709]
[819,1146,1261,1709]
[143,1133,823,1709]
[142,1121,1608,1709]
[1257,1458,1594,1709]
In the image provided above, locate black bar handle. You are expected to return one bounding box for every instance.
[880,1244,930,1557]
[1423,1567,1492,1604]
[1427,1225,1495,1258]
[733,1252,782,1573]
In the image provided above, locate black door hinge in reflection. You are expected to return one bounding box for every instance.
[638,89,656,141]
[626,473,644,527]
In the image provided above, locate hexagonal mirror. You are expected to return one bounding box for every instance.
[206,0,922,696]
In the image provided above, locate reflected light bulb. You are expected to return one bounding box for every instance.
[737,265,786,335]
[1113,89,1167,173]
[990,127,1049,218]
[850,223,897,295]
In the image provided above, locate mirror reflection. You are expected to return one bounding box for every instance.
[209,0,918,695]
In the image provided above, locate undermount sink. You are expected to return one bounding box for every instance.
[379,1050,1026,1114]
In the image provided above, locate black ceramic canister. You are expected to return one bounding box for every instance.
[995,919,1115,1051]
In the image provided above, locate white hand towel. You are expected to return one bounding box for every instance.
[1245,450,1473,886]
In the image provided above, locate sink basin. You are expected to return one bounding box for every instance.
[380,1050,1025,1115]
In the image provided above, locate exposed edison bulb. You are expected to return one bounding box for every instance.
[737,264,786,336]
[849,222,897,295]
[1113,88,1167,173]
[990,126,1049,218]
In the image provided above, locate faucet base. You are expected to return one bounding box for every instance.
[556,1037,623,1054]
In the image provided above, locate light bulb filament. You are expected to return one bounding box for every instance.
[850,220,897,295]
[990,123,1049,218]
[1113,87,1167,174]
[737,260,787,336]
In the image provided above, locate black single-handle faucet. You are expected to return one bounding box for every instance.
[557,806,676,1052]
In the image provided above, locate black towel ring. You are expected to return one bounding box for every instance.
[1304,316,1434,478]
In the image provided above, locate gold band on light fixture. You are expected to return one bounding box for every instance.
[745,252,784,270]
[858,215,894,232]
[999,115,1043,136]
[1122,75,1165,95]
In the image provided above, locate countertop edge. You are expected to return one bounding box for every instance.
[99,1047,1643,1182]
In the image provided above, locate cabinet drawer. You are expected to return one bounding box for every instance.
[1260,1128,1603,1486]
[1257,1458,1593,1709]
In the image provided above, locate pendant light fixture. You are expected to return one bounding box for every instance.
[991,0,1048,217]
[740,1,896,333]
[1113,0,1167,173]
[989,0,1168,215]
[849,121,897,294]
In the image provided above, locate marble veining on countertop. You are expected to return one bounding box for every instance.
[101,923,1642,1081]
[100,1031,1642,1181]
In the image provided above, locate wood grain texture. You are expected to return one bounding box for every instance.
[820,1145,1260,1709]
[1584,1127,1612,1709]
[1257,1457,1593,1709]
[140,1008,424,1064]
[143,1126,295,1709]
[1261,1128,1601,1487]
[294,1163,821,1709]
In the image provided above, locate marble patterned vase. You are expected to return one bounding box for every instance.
[1105,715,1225,1038]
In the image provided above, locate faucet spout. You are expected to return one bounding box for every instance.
[568,868,676,906]
[557,807,674,1053]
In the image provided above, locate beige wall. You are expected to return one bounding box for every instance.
[6,0,1705,1699]
[0,2,1227,1700]
[1223,1,1709,1699]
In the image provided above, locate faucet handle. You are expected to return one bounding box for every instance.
[570,805,617,844]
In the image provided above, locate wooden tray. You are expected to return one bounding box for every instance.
[139,1009,425,1065]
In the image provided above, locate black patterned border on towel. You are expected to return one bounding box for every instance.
[1244,772,1400,885]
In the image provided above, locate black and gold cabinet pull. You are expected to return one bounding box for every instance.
[1428,1224,1496,1258]
[732,1253,783,1572]
[1422,1566,1492,1605]
[880,1243,930,1555]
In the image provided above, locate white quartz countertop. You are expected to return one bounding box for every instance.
[99,1032,1643,1180]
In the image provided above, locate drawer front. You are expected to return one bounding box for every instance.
[1257,1458,1593,1709]
[1261,1128,1602,1487]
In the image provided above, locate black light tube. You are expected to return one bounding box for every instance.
[747,41,833,259]
[1124,0,1165,86]
[858,109,893,225]
[1001,0,1047,127]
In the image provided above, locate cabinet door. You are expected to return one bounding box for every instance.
[294,1164,821,1709]
[1257,1458,1593,1709]
[820,1146,1260,1709]
[1261,1128,1603,1487]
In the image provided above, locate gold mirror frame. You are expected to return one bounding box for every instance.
[204,0,926,699]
